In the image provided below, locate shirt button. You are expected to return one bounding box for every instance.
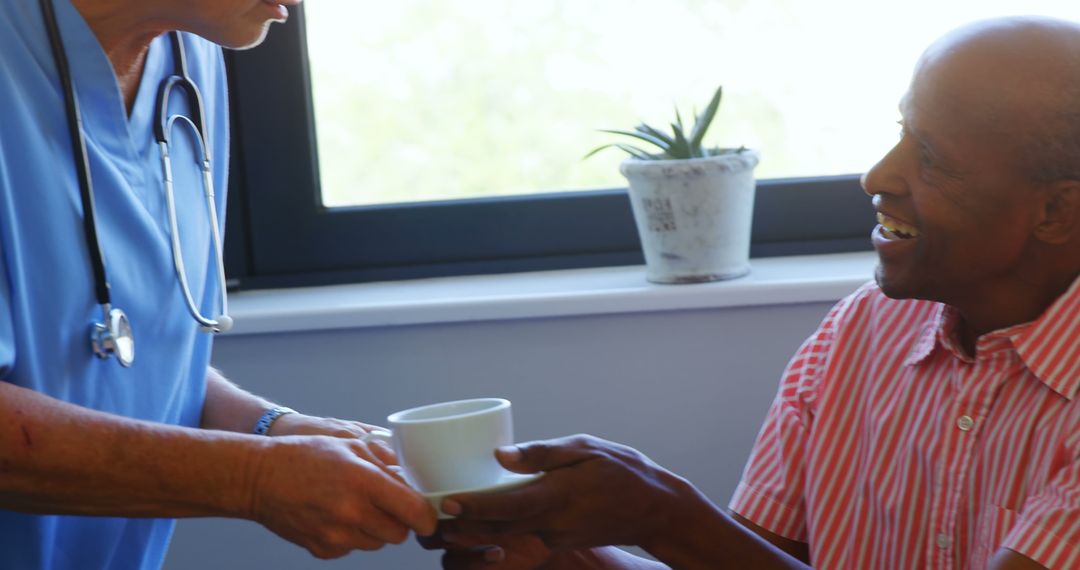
[957,415,975,432]
[936,533,952,549]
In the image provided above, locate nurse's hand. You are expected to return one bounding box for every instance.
[265,413,384,440]
[248,435,437,559]
[437,435,697,552]
[266,413,397,464]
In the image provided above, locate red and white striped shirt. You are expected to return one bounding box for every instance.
[730,277,1080,569]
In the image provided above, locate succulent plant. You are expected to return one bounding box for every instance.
[586,85,744,161]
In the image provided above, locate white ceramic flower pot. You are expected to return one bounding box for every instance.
[620,150,760,284]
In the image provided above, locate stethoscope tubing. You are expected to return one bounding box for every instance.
[38,0,232,367]
[154,35,231,333]
[39,0,112,307]
[159,114,230,332]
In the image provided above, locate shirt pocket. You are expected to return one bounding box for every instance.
[968,504,1020,570]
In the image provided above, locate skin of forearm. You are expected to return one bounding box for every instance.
[557,547,670,569]
[0,380,267,519]
[200,367,274,433]
[640,481,810,570]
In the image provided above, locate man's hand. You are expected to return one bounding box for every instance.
[438,434,698,551]
[420,533,555,569]
[424,533,665,570]
[248,435,437,559]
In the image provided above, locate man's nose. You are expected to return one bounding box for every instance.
[861,142,907,198]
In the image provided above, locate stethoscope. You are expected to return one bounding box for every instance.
[39,0,232,368]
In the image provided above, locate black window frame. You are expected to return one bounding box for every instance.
[224,7,874,290]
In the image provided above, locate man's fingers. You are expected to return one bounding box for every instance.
[443,480,549,522]
[417,531,453,551]
[439,531,514,548]
[441,546,508,569]
[439,517,537,539]
[496,434,603,473]
[419,526,516,550]
[441,547,491,570]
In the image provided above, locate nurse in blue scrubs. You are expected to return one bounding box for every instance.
[0,1,436,568]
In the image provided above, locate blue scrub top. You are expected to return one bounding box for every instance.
[0,0,229,568]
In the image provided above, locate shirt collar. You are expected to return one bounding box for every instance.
[904,304,943,367]
[1009,275,1080,399]
[905,275,1080,400]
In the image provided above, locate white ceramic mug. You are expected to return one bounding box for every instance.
[365,398,513,493]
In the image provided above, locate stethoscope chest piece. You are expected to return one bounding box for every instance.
[91,306,134,367]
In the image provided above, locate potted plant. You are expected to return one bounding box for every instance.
[588,86,760,283]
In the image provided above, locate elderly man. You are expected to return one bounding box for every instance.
[434,16,1080,570]
[0,1,435,568]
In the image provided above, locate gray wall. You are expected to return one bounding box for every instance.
[165,300,832,570]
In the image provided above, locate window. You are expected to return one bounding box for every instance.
[223,1,1079,289]
[302,1,900,208]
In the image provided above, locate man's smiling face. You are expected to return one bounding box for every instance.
[861,23,1057,306]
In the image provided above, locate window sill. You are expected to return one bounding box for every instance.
[226,251,877,336]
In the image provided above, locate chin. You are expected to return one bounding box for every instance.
[874,264,951,305]
[214,22,275,50]
[874,264,916,300]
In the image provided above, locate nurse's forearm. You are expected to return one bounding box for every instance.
[200,366,275,433]
[0,380,264,518]
[201,368,392,442]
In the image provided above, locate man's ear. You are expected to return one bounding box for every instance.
[1033,180,1080,245]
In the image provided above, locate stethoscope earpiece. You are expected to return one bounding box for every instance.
[199,314,233,334]
[215,315,234,332]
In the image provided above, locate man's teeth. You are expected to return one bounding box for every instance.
[876,213,919,239]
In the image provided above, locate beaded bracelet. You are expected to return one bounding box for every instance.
[252,406,296,436]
